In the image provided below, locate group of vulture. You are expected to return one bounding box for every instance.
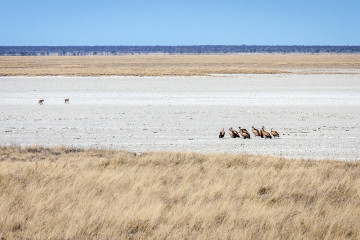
[219,126,279,139]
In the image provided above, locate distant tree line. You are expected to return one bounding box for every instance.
[0,45,359,56]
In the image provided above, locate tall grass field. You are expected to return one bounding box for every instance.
[1,146,359,239]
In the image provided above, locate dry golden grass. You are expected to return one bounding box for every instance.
[1,54,360,76]
[1,146,359,239]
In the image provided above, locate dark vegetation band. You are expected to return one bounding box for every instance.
[1,45,360,56]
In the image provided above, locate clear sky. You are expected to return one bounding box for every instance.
[1,0,359,46]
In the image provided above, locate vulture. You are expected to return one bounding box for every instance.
[240,131,251,139]
[271,128,280,138]
[238,127,250,138]
[228,128,240,138]
[219,128,225,138]
[233,129,240,138]
[238,127,249,134]
[262,126,272,139]
[251,126,260,137]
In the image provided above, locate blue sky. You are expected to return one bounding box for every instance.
[1,0,359,45]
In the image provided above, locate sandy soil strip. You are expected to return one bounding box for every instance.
[1,54,360,76]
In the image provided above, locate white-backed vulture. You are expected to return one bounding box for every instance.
[252,126,260,137]
[262,126,272,139]
[240,131,251,139]
[219,128,225,138]
[238,127,249,134]
[271,128,279,138]
[228,128,236,138]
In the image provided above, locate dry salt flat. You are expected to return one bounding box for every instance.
[0,74,359,160]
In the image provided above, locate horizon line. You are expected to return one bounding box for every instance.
[1,44,360,47]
